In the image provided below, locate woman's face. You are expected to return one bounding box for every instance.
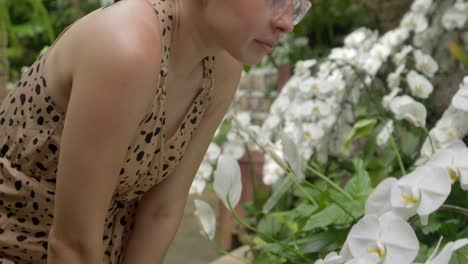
[202,0,295,65]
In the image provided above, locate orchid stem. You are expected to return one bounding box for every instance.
[390,136,406,175]
[303,162,354,200]
[422,126,436,154]
[285,167,319,207]
[226,196,312,263]
[440,204,468,217]
[299,179,357,221]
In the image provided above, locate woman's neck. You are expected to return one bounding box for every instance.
[169,0,221,80]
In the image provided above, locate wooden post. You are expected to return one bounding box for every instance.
[277,64,292,93]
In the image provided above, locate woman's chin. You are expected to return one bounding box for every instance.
[238,53,267,66]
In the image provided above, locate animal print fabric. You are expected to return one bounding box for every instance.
[0,0,215,262]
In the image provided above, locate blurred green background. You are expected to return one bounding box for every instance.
[0,0,413,88]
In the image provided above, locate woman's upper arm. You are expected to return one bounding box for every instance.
[49,21,161,250]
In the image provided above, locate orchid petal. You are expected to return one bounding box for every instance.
[193,199,216,240]
[365,178,397,216]
[213,155,243,209]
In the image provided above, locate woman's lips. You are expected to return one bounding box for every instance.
[256,40,274,52]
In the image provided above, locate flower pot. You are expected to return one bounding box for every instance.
[277,64,292,93]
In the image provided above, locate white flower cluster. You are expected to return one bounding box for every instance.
[314,121,468,263]
[416,77,468,165]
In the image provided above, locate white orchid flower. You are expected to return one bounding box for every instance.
[455,0,468,14]
[411,0,433,14]
[315,252,346,264]
[389,95,427,127]
[370,43,392,62]
[213,154,243,209]
[294,59,317,77]
[330,48,358,62]
[365,177,398,217]
[382,88,401,110]
[442,7,468,30]
[452,79,468,112]
[393,45,414,65]
[196,161,214,181]
[236,111,251,127]
[263,147,284,186]
[189,178,207,195]
[377,120,394,147]
[285,102,304,122]
[344,28,369,48]
[407,70,434,99]
[205,143,221,163]
[271,95,290,115]
[283,121,304,145]
[401,12,429,33]
[303,122,325,141]
[425,238,468,264]
[345,254,380,264]
[427,147,468,190]
[263,172,280,186]
[262,114,282,132]
[247,124,271,148]
[413,50,438,78]
[222,141,245,160]
[431,111,467,146]
[319,115,337,131]
[390,165,451,224]
[387,65,405,89]
[381,27,410,48]
[193,199,216,240]
[319,60,338,77]
[347,213,419,264]
[283,76,301,95]
[301,100,332,120]
[226,130,243,143]
[280,131,304,179]
[300,77,333,97]
[327,70,346,92]
[362,55,383,76]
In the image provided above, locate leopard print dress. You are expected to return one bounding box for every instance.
[0,0,215,262]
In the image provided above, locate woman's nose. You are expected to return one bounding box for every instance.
[274,8,294,33]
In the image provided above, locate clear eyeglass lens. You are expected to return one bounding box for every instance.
[271,0,310,25]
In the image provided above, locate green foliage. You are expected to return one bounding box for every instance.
[289,0,377,61]
[5,0,101,82]
[344,118,378,154]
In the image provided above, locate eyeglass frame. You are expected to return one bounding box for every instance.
[271,0,312,25]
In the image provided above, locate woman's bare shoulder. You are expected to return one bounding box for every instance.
[48,0,161,79]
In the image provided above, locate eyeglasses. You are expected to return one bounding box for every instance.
[269,0,312,25]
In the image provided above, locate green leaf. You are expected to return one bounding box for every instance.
[291,203,319,219]
[345,159,373,200]
[420,221,443,235]
[296,230,347,254]
[344,118,378,153]
[257,214,284,238]
[450,251,468,264]
[303,204,351,231]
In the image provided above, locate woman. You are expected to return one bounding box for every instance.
[0,0,310,263]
